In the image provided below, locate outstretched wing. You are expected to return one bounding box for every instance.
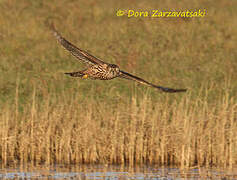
[119,71,187,93]
[49,24,106,66]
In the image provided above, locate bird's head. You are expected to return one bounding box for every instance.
[110,64,120,73]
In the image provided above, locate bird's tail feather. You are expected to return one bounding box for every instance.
[65,71,84,78]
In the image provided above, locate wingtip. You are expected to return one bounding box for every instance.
[175,89,187,93]
[50,24,58,35]
[48,23,56,31]
[45,20,60,38]
[168,88,187,93]
[158,86,187,93]
[45,18,55,30]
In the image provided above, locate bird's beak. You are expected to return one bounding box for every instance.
[102,64,108,69]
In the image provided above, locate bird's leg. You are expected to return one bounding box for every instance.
[64,71,87,78]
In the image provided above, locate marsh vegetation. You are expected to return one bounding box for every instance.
[0,0,236,169]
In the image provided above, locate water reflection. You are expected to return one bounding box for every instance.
[0,165,236,179]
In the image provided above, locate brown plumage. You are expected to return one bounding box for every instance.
[49,24,187,93]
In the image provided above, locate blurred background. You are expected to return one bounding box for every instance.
[0,0,236,104]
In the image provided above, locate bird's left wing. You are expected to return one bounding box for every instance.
[119,70,187,93]
[49,24,107,66]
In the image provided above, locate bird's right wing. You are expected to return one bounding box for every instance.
[119,70,187,93]
[49,23,107,66]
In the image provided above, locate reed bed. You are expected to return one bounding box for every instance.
[0,82,236,168]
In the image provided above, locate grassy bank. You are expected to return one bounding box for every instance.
[0,0,236,168]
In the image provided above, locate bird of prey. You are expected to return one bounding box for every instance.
[49,24,187,93]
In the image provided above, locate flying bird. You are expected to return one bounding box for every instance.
[49,24,187,93]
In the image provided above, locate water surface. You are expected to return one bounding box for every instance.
[0,165,236,179]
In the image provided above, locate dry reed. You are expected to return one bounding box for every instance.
[0,82,236,168]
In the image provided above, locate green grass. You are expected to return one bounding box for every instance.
[0,0,236,104]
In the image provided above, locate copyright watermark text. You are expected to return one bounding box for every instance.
[117,9,206,18]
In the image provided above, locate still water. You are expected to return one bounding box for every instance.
[0,165,236,179]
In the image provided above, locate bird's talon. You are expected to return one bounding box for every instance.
[82,74,88,79]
